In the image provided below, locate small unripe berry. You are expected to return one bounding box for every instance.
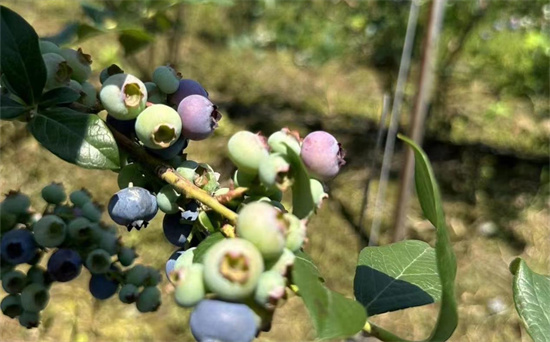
[152,65,180,94]
[227,131,269,176]
[100,74,147,120]
[42,53,71,91]
[59,48,92,82]
[135,104,182,149]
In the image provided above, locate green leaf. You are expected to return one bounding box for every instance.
[292,250,367,340]
[192,232,224,263]
[44,22,79,45]
[511,258,550,342]
[118,29,154,56]
[76,23,106,41]
[284,144,315,219]
[0,6,47,105]
[28,108,120,170]
[0,94,29,120]
[398,134,458,341]
[354,240,441,316]
[39,87,81,108]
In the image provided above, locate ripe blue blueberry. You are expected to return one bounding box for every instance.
[1,229,36,265]
[162,213,193,247]
[167,79,208,107]
[177,95,221,141]
[135,104,182,149]
[190,299,257,342]
[300,131,345,181]
[89,273,119,300]
[100,74,147,120]
[181,200,200,222]
[47,248,82,282]
[108,187,158,230]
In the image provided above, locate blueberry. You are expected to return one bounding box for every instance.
[118,283,139,304]
[136,286,161,313]
[156,185,181,214]
[152,66,180,94]
[266,248,295,277]
[108,187,158,230]
[106,115,137,137]
[177,95,221,141]
[59,48,92,83]
[254,270,286,310]
[69,189,92,208]
[300,131,345,181]
[310,178,328,209]
[1,229,36,265]
[227,131,269,176]
[47,249,82,282]
[190,299,257,342]
[81,202,102,222]
[26,266,53,288]
[165,249,185,283]
[118,247,137,267]
[39,40,61,55]
[167,79,208,107]
[99,64,124,84]
[2,191,31,216]
[162,213,193,247]
[85,249,112,274]
[18,310,40,329]
[236,202,288,260]
[20,283,49,312]
[173,263,205,307]
[146,135,189,160]
[203,238,264,301]
[267,128,301,156]
[42,53,71,91]
[175,160,199,182]
[67,217,94,242]
[1,270,26,294]
[89,273,119,300]
[1,294,22,318]
[100,74,147,120]
[41,183,67,205]
[135,104,183,149]
[79,81,97,107]
[283,213,306,252]
[125,265,149,287]
[144,82,167,104]
[258,153,290,189]
[33,215,67,248]
[171,247,196,275]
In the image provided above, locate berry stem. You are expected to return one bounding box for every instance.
[363,321,410,342]
[107,123,238,225]
[215,187,248,205]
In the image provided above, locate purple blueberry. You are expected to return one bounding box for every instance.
[190,299,257,342]
[177,95,221,141]
[300,131,345,181]
[108,187,158,231]
[1,229,36,265]
[162,213,193,247]
[47,249,82,282]
[167,79,208,107]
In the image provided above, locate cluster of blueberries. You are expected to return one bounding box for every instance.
[0,185,164,329]
[14,41,348,341]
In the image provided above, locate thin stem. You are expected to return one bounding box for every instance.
[363,321,412,342]
[108,125,238,225]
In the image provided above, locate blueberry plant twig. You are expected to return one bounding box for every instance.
[215,187,248,205]
[363,321,411,342]
[107,125,238,225]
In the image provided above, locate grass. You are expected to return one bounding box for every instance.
[1,1,549,341]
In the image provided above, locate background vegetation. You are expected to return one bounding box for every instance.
[1,0,548,341]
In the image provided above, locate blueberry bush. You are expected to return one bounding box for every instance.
[1,5,549,342]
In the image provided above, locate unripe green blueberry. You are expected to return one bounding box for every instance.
[2,270,26,294]
[156,184,180,214]
[258,153,290,189]
[283,213,306,252]
[99,64,124,84]
[173,247,196,273]
[144,82,167,104]
[99,233,120,255]
[203,238,264,301]
[86,249,112,274]
[82,202,102,222]
[152,65,180,94]
[266,248,295,276]
[118,247,137,267]
[26,266,52,288]
[1,294,22,318]
[68,79,83,93]
[42,53,72,91]
[18,310,40,329]
[267,128,301,156]
[79,81,97,107]
[2,191,31,215]
[236,202,288,260]
[20,283,49,312]
[59,48,92,82]
[176,160,199,182]
[227,131,269,175]
[0,204,17,233]
[136,286,161,312]
[174,263,205,307]
[254,270,286,310]
[69,189,92,207]
[33,215,67,248]
[68,217,94,241]
[39,40,61,55]
[135,104,182,149]
[100,74,147,120]
[41,183,67,205]
[125,265,149,287]
[118,283,139,304]
[310,178,328,208]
